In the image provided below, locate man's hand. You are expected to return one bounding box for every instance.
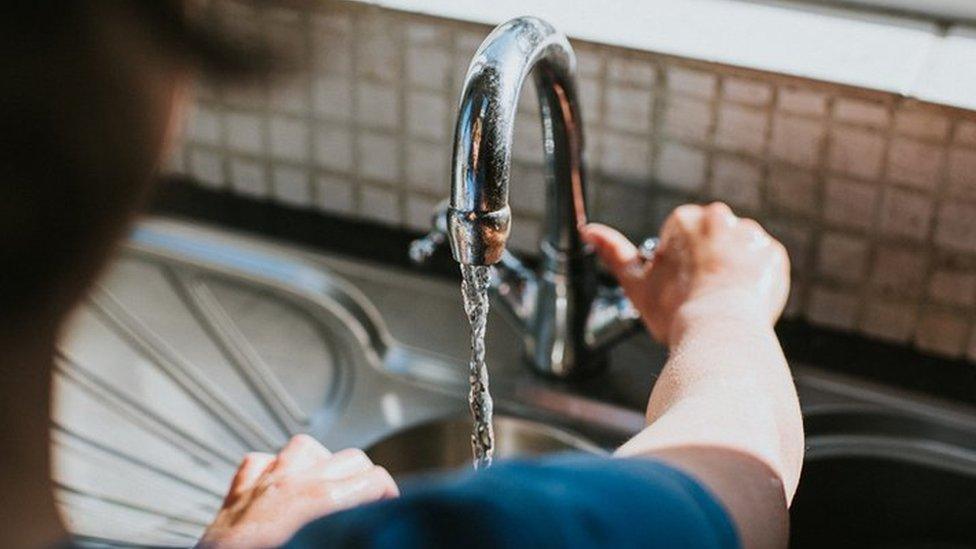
[199,435,398,549]
[593,202,801,548]
[582,202,789,346]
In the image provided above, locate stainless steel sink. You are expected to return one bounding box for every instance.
[794,375,976,548]
[54,218,976,547]
[367,415,604,477]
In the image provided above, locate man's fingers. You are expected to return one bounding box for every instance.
[318,448,374,480]
[702,202,736,234]
[275,434,332,474]
[227,452,275,503]
[581,223,640,277]
[321,466,400,508]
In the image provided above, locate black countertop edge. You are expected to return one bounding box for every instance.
[151,178,976,407]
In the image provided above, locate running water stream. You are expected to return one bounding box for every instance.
[460,264,495,469]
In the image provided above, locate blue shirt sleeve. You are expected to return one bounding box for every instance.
[284,454,739,549]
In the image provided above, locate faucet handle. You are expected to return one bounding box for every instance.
[408,200,451,265]
[583,235,659,352]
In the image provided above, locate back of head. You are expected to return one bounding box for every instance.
[0,1,283,333]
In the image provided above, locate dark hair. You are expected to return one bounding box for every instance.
[0,1,290,331]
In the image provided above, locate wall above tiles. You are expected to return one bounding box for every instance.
[167,0,976,363]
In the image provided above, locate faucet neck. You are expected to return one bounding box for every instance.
[448,16,587,265]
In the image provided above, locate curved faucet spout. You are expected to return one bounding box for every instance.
[448,16,587,266]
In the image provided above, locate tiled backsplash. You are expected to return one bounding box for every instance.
[167,0,976,362]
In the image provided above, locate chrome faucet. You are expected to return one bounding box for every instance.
[411,16,652,378]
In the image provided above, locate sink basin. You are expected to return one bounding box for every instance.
[792,409,976,548]
[367,415,603,477]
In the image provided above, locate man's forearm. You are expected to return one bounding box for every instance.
[617,312,804,501]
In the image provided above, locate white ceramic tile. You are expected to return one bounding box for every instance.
[584,127,603,173]
[574,47,604,79]
[709,155,761,212]
[769,114,824,169]
[954,121,976,146]
[578,77,603,125]
[935,201,976,254]
[601,131,652,182]
[596,183,650,237]
[886,137,944,190]
[225,112,264,154]
[662,96,712,144]
[453,50,474,90]
[507,216,541,255]
[783,280,806,319]
[833,98,889,128]
[606,57,656,86]
[817,232,869,283]
[271,165,311,207]
[405,140,449,193]
[313,76,353,121]
[314,174,354,215]
[509,163,546,216]
[928,270,976,307]
[222,84,266,110]
[188,105,221,145]
[714,104,767,156]
[267,18,307,71]
[406,91,449,142]
[666,66,716,100]
[357,132,399,183]
[194,80,218,102]
[605,85,653,133]
[656,142,707,193]
[915,310,969,358]
[517,77,537,115]
[269,117,309,162]
[358,185,401,224]
[313,125,354,172]
[878,187,932,242]
[454,29,486,56]
[827,126,885,180]
[764,218,813,271]
[188,149,225,189]
[806,285,860,330]
[356,82,399,130]
[356,17,401,82]
[311,14,353,75]
[405,193,440,231]
[777,87,828,117]
[405,22,449,46]
[822,177,877,231]
[229,157,269,198]
[768,167,819,217]
[893,108,950,141]
[269,78,309,115]
[512,113,544,164]
[870,246,927,298]
[648,193,688,233]
[947,148,976,200]
[162,147,186,174]
[721,77,772,107]
[406,46,453,91]
[859,298,917,344]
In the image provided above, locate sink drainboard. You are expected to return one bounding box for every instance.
[52,222,464,546]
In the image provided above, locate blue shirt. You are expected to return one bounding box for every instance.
[285,454,739,548]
